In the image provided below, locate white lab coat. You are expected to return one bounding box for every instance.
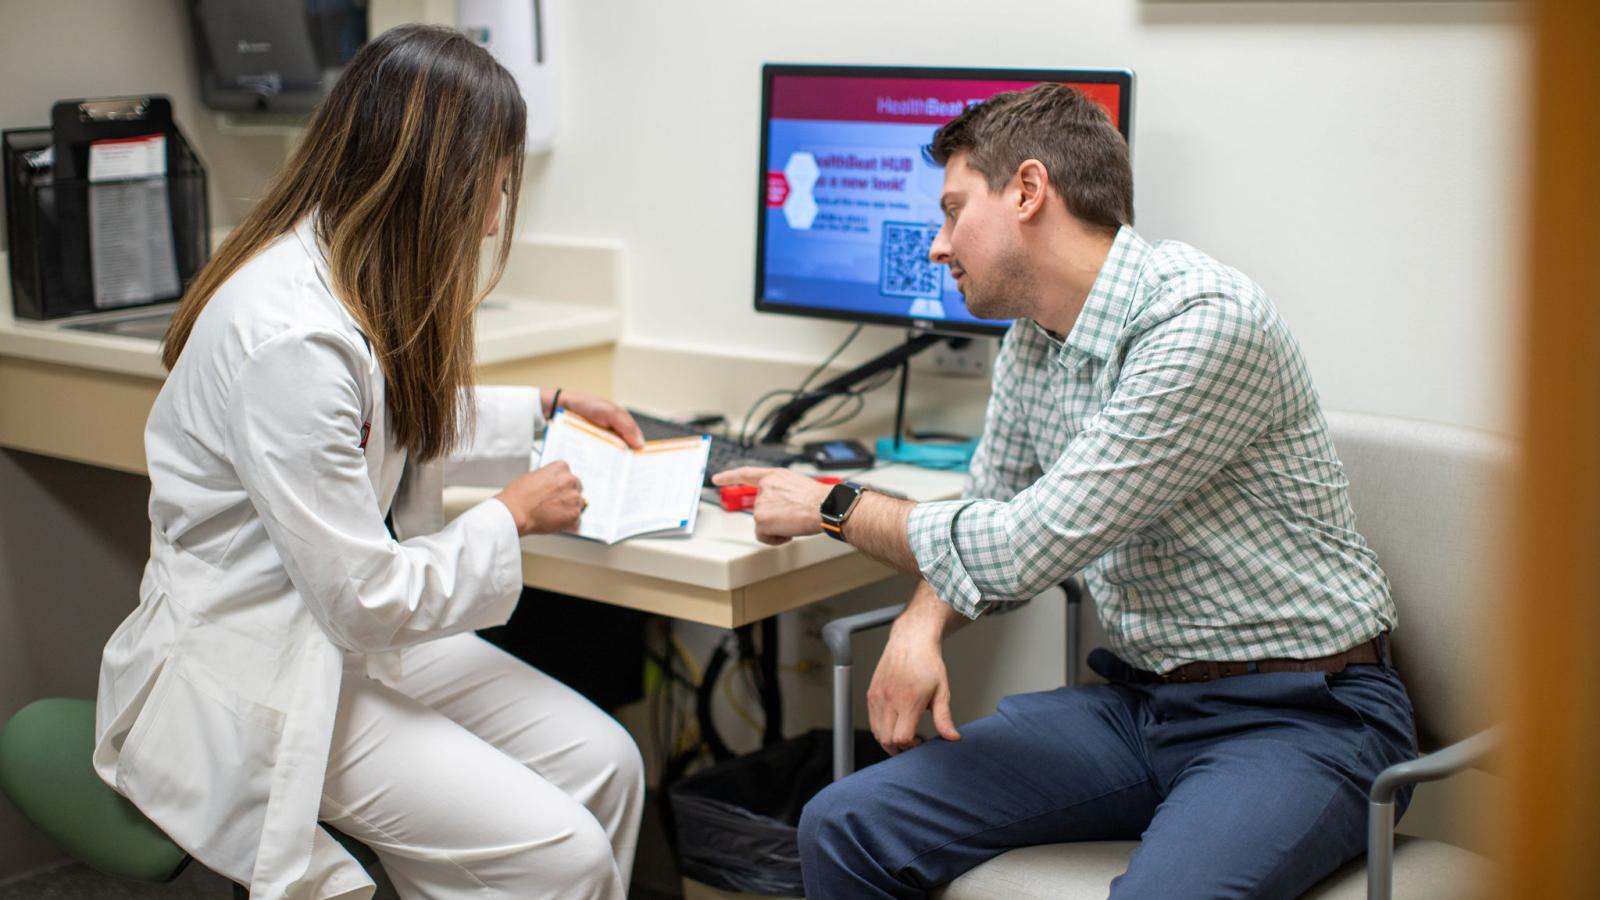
[93,217,540,898]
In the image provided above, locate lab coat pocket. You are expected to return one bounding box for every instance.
[117,655,286,882]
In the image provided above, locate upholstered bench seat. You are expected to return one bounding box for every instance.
[933,835,1491,899]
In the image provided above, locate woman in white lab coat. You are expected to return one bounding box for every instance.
[93,25,645,900]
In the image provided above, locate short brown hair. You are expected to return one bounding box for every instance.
[925,83,1133,231]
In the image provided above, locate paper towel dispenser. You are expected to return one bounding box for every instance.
[186,0,369,114]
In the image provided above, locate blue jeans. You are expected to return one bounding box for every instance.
[799,648,1417,899]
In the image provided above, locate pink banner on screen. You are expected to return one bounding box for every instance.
[770,76,1123,128]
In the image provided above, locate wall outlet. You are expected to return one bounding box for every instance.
[929,337,993,378]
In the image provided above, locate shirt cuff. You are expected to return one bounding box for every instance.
[908,499,989,619]
[461,496,525,627]
[442,386,538,486]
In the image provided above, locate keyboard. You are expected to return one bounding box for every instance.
[628,410,801,485]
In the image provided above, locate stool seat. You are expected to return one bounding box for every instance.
[2,696,379,893]
[0,697,187,882]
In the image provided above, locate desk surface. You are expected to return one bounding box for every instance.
[0,238,626,472]
[444,462,966,628]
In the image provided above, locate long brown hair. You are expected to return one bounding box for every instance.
[163,24,526,461]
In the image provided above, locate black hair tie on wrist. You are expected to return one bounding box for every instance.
[549,388,563,415]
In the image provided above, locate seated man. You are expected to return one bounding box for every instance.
[714,83,1416,899]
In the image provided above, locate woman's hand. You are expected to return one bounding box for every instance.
[494,461,585,536]
[549,390,644,449]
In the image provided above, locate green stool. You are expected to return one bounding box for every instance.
[0,697,377,899]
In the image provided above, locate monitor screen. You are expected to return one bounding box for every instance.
[755,65,1134,337]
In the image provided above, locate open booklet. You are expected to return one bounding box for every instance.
[538,409,712,544]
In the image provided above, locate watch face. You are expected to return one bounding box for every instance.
[820,481,861,518]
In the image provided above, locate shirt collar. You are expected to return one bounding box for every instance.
[292,214,333,290]
[1062,225,1150,362]
[291,213,371,349]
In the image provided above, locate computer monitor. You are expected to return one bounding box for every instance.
[755,65,1134,337]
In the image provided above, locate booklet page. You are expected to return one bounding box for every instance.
[539,411,711,543]
[539,411,631,542]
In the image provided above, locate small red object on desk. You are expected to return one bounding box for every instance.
[718,484,759,511]
[718,476,842,512]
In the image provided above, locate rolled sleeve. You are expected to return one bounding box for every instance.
[908,499,990,618]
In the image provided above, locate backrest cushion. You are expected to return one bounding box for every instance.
[1325,411,1515,749]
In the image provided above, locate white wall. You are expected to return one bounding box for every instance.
[530,9,1524,852]
[1,0,1521,433]
[519,0,1525,435]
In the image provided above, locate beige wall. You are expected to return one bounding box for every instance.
[0,450,151,878]
[0,0,294,251]
[0,0,236,877]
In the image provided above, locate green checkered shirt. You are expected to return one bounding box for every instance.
[907,226,1395,673]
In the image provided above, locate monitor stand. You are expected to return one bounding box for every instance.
[758,331,959,446]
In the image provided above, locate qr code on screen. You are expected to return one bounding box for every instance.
[879,222,942,300]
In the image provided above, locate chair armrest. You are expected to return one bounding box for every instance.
[823,576,1085,665]
[1063,575,1087,606]
[1371,724,1503,805]
[1367,724,1502,900]
[823,603,905,781]
[822,603,908,667]
[823,578,1083,780]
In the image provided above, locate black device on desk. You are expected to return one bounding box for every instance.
[804,439,874,471]
[629,410,801,486]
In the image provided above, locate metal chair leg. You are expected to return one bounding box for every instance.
[832,662,853,782]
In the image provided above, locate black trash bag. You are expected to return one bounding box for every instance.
[669,728,887,897]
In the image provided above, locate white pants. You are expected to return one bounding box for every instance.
[312,633,645,899]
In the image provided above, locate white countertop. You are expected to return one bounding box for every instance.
[443,461,966,592]
[0,234,625,379]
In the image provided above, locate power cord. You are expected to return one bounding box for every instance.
[737,325,867,445]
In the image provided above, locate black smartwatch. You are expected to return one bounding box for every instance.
[819,481,867,541]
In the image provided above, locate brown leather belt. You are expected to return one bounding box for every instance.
[1137,636,1384,685]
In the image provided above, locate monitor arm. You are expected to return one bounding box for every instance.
[759,332,958,445]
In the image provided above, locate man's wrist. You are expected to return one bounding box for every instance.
[819,481,866,541]
[895,582,966,641]
[891,603,951,646]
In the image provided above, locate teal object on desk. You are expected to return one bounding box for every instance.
[874,436,977,471]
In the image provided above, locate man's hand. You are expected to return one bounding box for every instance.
[551,390,644,449]
[867,582,968,755]
[494,461,585,536]
[711,467,831,546]
[868,614,962,754]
